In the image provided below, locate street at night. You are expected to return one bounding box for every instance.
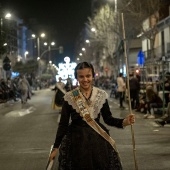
[0,88,169,170]
[0,1,170,170]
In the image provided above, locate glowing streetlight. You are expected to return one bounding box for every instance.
[91,28,96,32]
[32,33,46,38]
[44,42,55,46]
[43,41,56,65]
[41,33,45,37]
[32,34,36,38]
[31,33,46,58]
[82,47,86,51]
[24,51,29,60]
[25,51,29,55]
[44,42,48,46]
[85,39,90,43]
[5,13,12,19]
[79,53,82,56]
[0,12,12,61]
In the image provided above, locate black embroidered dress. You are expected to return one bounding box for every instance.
[53,87,124,170]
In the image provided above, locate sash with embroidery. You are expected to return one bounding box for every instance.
[72,89,120,155]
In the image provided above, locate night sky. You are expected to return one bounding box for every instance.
[1,0,92,63]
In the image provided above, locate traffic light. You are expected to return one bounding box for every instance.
[3,56,11,71]
[59,46,63,54]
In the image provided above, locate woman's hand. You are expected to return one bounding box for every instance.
[123,114,135,127]
[49,148,58,161]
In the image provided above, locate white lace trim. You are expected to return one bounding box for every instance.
[64,87,108,119]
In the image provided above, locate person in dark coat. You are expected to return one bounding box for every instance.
[129,73,140,109]
[65,75,73,92]
[51,77,66,111]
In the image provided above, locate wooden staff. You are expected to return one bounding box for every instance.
[121,13,139,170]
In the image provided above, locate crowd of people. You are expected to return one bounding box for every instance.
[115,71,170,126]
[0,77,20,103]
[0,75,34,104]
[1,62,169,169]
[51,69,170,126]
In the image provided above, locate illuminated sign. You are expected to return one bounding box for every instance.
[56,62,77,85]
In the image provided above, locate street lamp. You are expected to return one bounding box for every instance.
[24,51,29,60]
[31,33,46,59]
[85,39,90,43]
[43,41,55,62]
[0,12,12,58]
[37,41,58,76]
[91,27,97,32]
[0,11,12,79]
[82,47,86,51]
[5,13,12,19]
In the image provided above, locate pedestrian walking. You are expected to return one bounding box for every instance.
[18,75,31,104]
[117,73,126,109]
[49,62,135,170]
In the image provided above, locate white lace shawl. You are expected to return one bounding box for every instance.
[64,87,108,119]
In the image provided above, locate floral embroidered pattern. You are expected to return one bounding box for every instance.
[64,87,108,119]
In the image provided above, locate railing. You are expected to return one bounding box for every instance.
[143,44,170,63]
[157,15,170,30]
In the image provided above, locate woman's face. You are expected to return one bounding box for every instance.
[76,68,93,90]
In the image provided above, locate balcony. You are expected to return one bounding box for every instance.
[144,45,165,63]
[157,15,170,31]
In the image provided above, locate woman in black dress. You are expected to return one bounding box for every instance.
[49,62,135,170]
[51,77,66,111]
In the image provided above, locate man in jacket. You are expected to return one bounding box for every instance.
[117,73,126,109]
[129,73,140,109]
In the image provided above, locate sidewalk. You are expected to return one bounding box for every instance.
[0,99,21,109]
[108,94,170,127]
[0,89,39,109]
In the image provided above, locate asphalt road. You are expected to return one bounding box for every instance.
[0,88,169,170]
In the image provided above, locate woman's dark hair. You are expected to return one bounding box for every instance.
[119,73,123,77]
[146,88,156,101]
[74,62,95,79]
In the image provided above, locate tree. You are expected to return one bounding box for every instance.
[87,4,117,59]
[13,59,38,73]
[120,0,165,58]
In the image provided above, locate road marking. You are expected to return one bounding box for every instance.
[153,129,159,132]
[5,106,36,117]
[150,121,162,127]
